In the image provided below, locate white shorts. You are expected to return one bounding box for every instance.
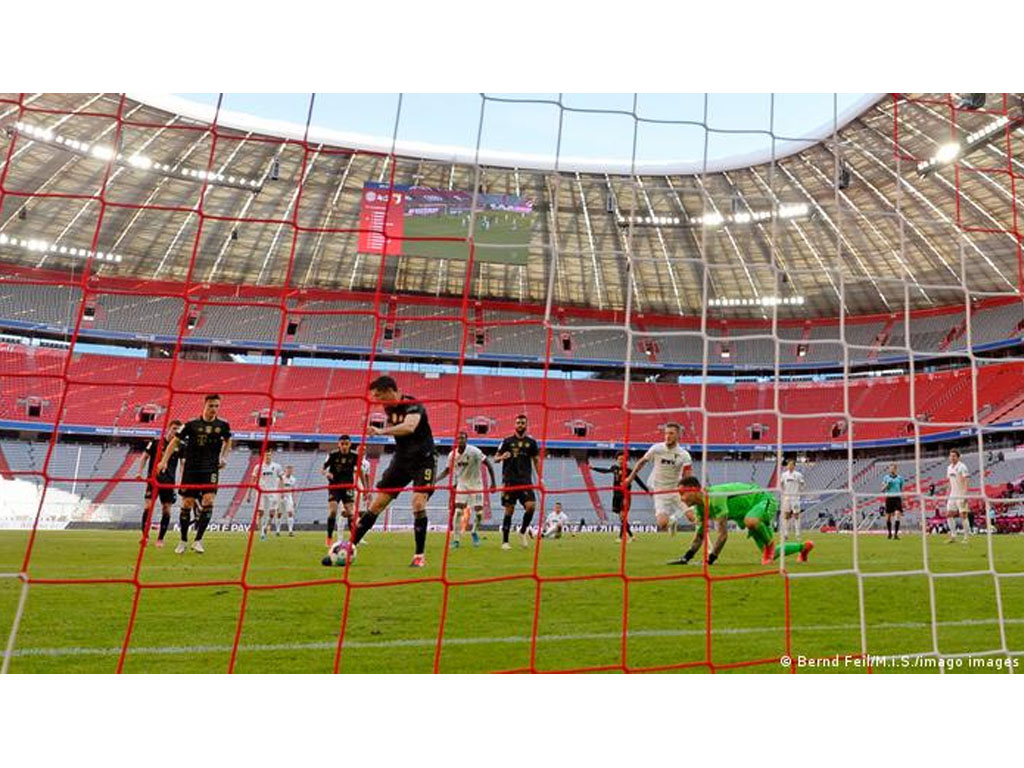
[258,498,279,513]
[946,496,968,515]
[654,492,685,521]
[455,484,483,509]
[781,495,801,515]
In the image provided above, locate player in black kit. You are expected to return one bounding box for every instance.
[589,452,649,542]
[352,375,436,567]
[494,414,541,549]
[322,434,370,546]
[159,394,232,554]
[135,419,183,546]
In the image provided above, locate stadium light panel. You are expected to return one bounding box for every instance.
[91,145,115,161]
[10,122,262,191]
[916,113,1022,176]
[935,143,961,163]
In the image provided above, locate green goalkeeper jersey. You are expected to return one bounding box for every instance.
[696,483,775,529]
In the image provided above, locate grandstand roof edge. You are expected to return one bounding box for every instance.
[128,93,887,176]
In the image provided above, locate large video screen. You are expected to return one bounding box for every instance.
[357,182,534,265]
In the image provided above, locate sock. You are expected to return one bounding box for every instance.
[502,512,512,543]
[158,511,170,541]
[179,508,191,541]
[886,517,892,536]
[414,515,428,555]
[274,513,281,534]
[327,512,336,541]
[949,517,959,537]
[519,509,535,535]
[141,501,154,533]
[894,519,900,536]
[352,512,379,545]
[620,518,627,539]
[195,505,213,541]
[795,517,801,538]
[287,515,294,534]
[625,520,633,538]
[773,541,804,560]
[452,508,462,542]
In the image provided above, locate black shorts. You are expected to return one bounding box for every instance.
[377,456,436,498]
[612,491,625,516]
[885,496,903,514]
[328,487,356,505]
[501,488,536,508]
[180,469,219,500]
[145,480,177,506]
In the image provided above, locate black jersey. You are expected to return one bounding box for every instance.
[499,433,539,486]
[178,417,232,472]
[384,395,435,461]
[145,437,180,481]
[324,450,360,484]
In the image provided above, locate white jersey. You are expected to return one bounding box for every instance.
[780,469,804,496]
[546,510,569,528]
[451,444,485,488]
[947,461,969,497]
[281,473,297,501]
[256,462,283,492]
[641,442,692,490]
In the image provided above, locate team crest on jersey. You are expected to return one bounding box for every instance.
[214,427,221,433]
[205,425,212,434]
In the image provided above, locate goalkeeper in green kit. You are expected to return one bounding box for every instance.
[668,477,814,566]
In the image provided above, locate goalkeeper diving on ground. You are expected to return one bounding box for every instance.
[668,477,814,566]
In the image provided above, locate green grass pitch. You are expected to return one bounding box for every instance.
[401,212,532,264]
[2,530,1023,673]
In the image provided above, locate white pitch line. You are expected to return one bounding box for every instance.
[6,616,1023,660]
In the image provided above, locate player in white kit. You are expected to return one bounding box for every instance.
[437,431,496,548]
[945,449,970,544]
[626,422,693,532]
[779,459,805,539]
[247,451,283,540]
[280,464,297,537]
[543,501,570,538]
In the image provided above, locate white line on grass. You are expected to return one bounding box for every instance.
[7,615,1023,659]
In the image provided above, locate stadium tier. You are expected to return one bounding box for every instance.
[2,274,1023,369]
[3,342,1024,448]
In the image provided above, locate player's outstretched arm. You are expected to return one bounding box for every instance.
[708,518,729,563]
[625,455,648,486]
[157,435,181,474]
[135,444,150,479]
[219,438,232,469]
[373,412,421,437]
[632,468,650,493]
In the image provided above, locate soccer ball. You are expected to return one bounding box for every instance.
[321,539,355,567]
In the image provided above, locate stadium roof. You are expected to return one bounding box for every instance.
[0,92,1021,319]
